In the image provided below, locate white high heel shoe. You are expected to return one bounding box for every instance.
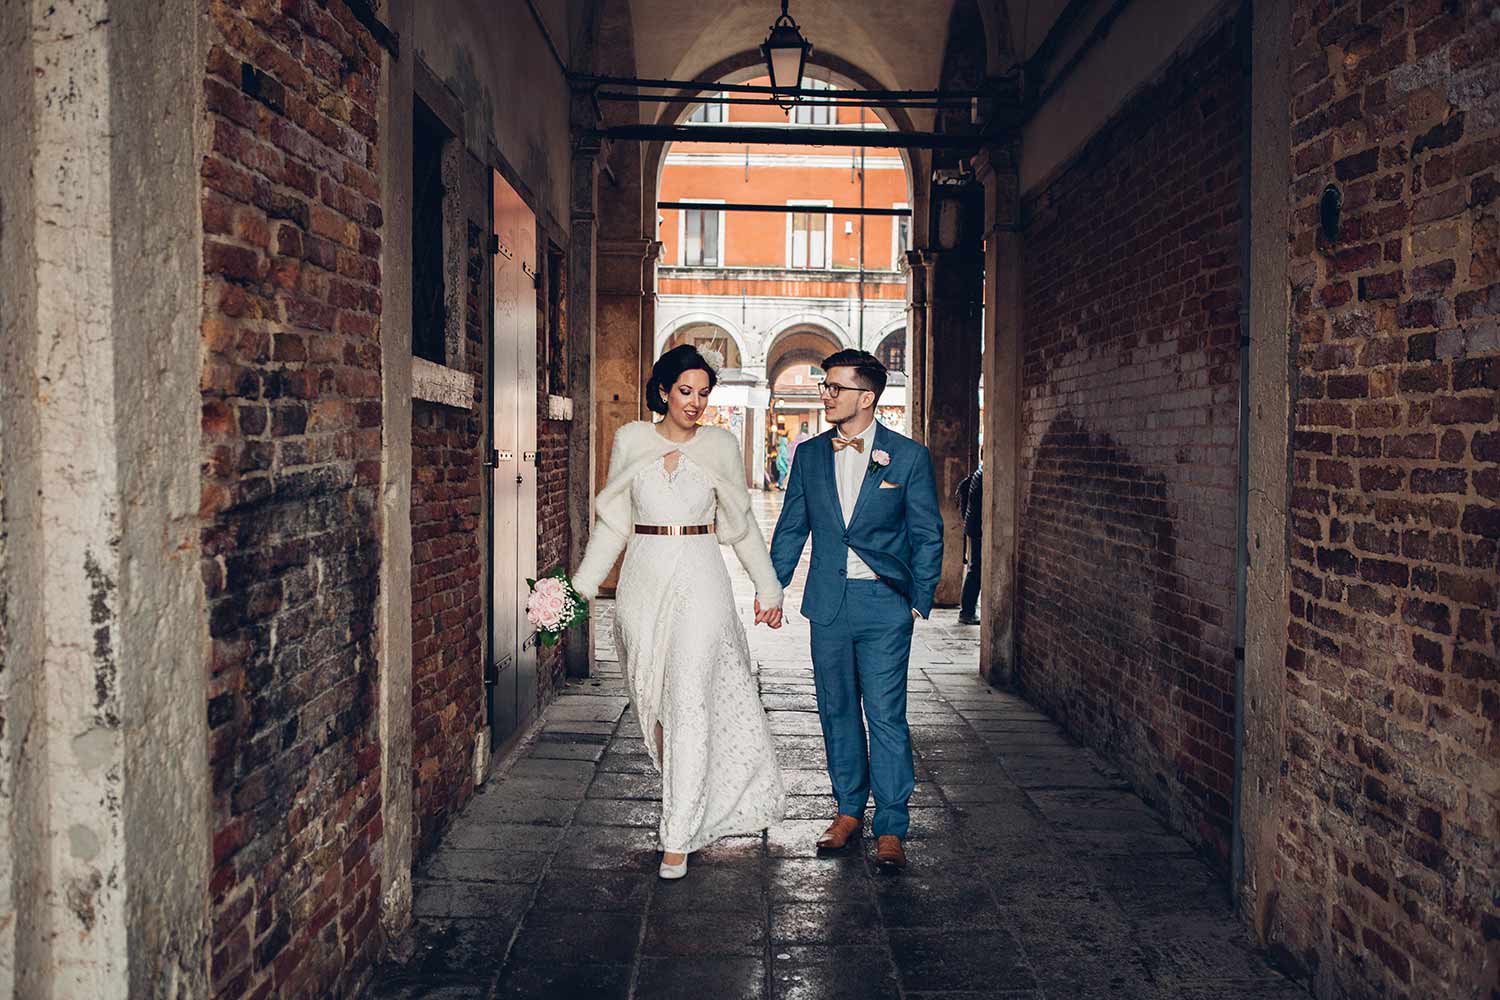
[658,852,689,880]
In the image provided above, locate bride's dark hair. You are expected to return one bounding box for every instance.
[646,344,718,415]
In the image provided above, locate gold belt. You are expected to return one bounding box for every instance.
[634,524,715,536]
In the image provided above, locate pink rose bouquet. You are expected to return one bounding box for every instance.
[525,567,589,647]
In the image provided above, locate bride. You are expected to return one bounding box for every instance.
[571,344,787,879]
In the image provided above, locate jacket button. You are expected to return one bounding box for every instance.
[838,569,846,577]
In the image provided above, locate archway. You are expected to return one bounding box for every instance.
[762,325,843,489]
[655,317,746,369]
[651,59,916,492]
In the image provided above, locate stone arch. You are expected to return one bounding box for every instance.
[764,323,846,388]
[655,313,749,369]
[973,0,1018,77]
[765,313,853,354]
[642,51,925,251]
[874,323,908,374]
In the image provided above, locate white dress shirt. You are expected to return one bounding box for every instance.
[834,419,880,580]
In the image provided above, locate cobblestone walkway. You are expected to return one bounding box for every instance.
[369,495,1306,1000]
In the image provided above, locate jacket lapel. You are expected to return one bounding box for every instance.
[818,433,842,522]
[847,423,890,528]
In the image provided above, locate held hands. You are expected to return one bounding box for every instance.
[753,598,784,630]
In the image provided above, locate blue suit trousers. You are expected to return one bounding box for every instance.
[810,578,916,838]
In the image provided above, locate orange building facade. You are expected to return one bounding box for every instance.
[655,79,912,487]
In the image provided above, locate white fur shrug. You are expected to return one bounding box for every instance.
[571,421,784,607]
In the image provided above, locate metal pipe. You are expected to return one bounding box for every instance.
[595,91,971,110]
[857,128,866,350]
[602,123,990,150]
[569,72,988,101]
[658,201,910,216]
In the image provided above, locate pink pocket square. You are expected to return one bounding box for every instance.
[878,481,902,489]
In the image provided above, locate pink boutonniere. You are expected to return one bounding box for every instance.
[868,449,891,473]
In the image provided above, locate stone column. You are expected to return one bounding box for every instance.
[750,370,774,491]
[1239,0,1292,935]
[593,236,655,592]
[750,378,771,490]
[923,238,984,607]
[376,0,417,939]
[0,0,209,992]
[639,240,663,392]
[974,146,1022,686]
[596,237,655,475]
[565,129,606,678]
[904,249,931,445]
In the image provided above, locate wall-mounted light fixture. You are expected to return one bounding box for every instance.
[761,0,811,112]
[1319,184,1342,244]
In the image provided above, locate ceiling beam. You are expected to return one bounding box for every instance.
[1023,0,1097,103]
[659,201,911,216]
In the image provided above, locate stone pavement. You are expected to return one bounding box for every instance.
[368,494,1307,1000]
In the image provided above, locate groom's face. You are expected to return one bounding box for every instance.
[822,365,874,426]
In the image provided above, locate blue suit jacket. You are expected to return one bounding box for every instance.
[769,422,944,625]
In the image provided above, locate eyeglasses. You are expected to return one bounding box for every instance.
[817,380,869,399]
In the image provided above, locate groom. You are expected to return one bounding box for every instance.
[762,349,944,871]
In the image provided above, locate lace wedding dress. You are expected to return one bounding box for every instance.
[615,452,786,854]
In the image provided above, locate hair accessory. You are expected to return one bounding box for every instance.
[697,347,724,373]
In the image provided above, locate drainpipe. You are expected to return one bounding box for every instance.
[1230,0,1253,907]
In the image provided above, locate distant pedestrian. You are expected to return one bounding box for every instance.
[788,420,811,464]
[957,464,982,625]
[774,434,791,486]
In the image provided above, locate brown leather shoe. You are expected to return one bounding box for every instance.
[875,835,907,871]
[816,814,863,851]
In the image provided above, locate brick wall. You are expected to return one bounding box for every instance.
[200,2,384,996]
[536,252,570,705]
[410,222,487,858]
[1276,3,1499,996]
[1018,17,1246,866]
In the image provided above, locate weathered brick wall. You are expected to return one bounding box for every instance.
[1018,18,1246,866]
[200,2,384,996]
[410,222,486,858]
[1276,3,1499,996]
[537,321,570,704]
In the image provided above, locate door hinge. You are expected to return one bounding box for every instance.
[483,448,499,467]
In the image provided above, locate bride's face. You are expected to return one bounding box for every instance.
[662,368,712,430]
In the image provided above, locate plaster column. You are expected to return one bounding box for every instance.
[975,146,1022,686]
[377,0,416,937]
[923,241,984,607]
[565,130,606,678]
[0,0,209,992]
[904,250,931,446]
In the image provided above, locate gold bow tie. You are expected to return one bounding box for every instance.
[831,436,865,453]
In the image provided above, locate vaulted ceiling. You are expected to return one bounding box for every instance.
[627,0,998,93]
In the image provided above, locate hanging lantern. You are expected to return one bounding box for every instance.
[761,0,811,112]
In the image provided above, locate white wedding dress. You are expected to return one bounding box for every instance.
[615,452,786,853]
